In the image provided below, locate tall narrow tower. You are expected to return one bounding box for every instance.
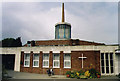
[55,3,71,39]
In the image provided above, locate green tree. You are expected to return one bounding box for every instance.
[1,37,22,47]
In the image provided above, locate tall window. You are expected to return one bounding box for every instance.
[101,53,105,73]
[43,54,49,68]
[24,54,30,67]
[33,54,39,67]
[101,53,114,74]
[53,54,60,68]
[64,54,71,68]
[106,53,109,73]
[110,53,114,73]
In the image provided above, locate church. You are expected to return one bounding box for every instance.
[1,3,120,76]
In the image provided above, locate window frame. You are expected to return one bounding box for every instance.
[53,54,60,68]
[64,53,71,68]
[33,54,39,67]
[43,53,49,68]
[100,53,114,75]
[24,54,30,67]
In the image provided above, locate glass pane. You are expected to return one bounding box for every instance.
[59,27,64,38]
[101,60,104,66]
[34,61,38,66]
[43,61,48,66]
[105,53,108,60]
[65,28,69,38]
[106,67,109,73]
[53,54,59,60]
[106,60,109,66]
[110,60,113,66]
[110,53,113,59]
[102,67,105,73]
[33,54,39,60]
[65,61,70,67]
[25,54,30,60]
[101,53,104,59]
[54,61,59,67]
[111,67,114,73]
[64,54,70,60]
[43,54,49,60]
[25,61,29,66]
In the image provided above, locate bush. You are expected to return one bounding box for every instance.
[70,71,77,78]
[66,71,71,75]
[66,71,71,78]
[78,70,84,75]
[84,71,90,78]
[89,68,97,78]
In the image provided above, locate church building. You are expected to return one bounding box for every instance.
[1,3,120,76]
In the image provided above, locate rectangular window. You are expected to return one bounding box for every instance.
[64,54,71,68]
[105,53,109,73]
[110,53,114,73]
[53,54,60,68]
[101,53,114,74]
[24,54,30,67]
[43,54,49,68]
[33,54,39,67]
[101,53,105,73]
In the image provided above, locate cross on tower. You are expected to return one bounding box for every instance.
[78,53,87,68]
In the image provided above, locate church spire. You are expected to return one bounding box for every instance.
[62,3,65,22]
[55,3,71,39]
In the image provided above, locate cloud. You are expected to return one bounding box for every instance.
[2,2,118,44]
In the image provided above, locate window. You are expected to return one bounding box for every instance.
[43,54,49,68]
[64,54,71,68]
[105,53,109,73]
[101,53,105,73]
[27,44,31,47]
[24,54,30,67]
[101,53,114,74]
[110,53,114,73]
[33,54,39,67]
[53,54,60,68]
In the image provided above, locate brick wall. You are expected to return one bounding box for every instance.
[24,39,105,47]
[20,50,100,75]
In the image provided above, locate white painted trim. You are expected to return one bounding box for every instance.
[43,54,49,68]
[33,54,39,67]
[24,54,30,67]
[101,52,115,75]
[53,54,60,68]
[78,53,87,68]
[64,54,71,68]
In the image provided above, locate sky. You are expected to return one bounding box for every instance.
[2,2,118,45]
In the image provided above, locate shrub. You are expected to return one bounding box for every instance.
[76,72,80,76]
[66,71,71,75]
[84,71,90,78]
[89,68,97,78]
[78,70,84,75]
[70,71,77,78]
[66,71,71,78]
[80,75,88,79]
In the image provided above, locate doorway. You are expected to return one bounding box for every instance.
[2,54,15,70]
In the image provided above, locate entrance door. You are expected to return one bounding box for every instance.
[2,54,15,70]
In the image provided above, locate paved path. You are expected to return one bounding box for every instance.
[7,70,68,79]
[5,70,120,80]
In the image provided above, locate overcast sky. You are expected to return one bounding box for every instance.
[2,2,118,45]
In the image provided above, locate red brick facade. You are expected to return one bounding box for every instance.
[20,50,100,75]
[24,39,105,47]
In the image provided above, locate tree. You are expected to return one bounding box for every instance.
[1,37,22,47]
